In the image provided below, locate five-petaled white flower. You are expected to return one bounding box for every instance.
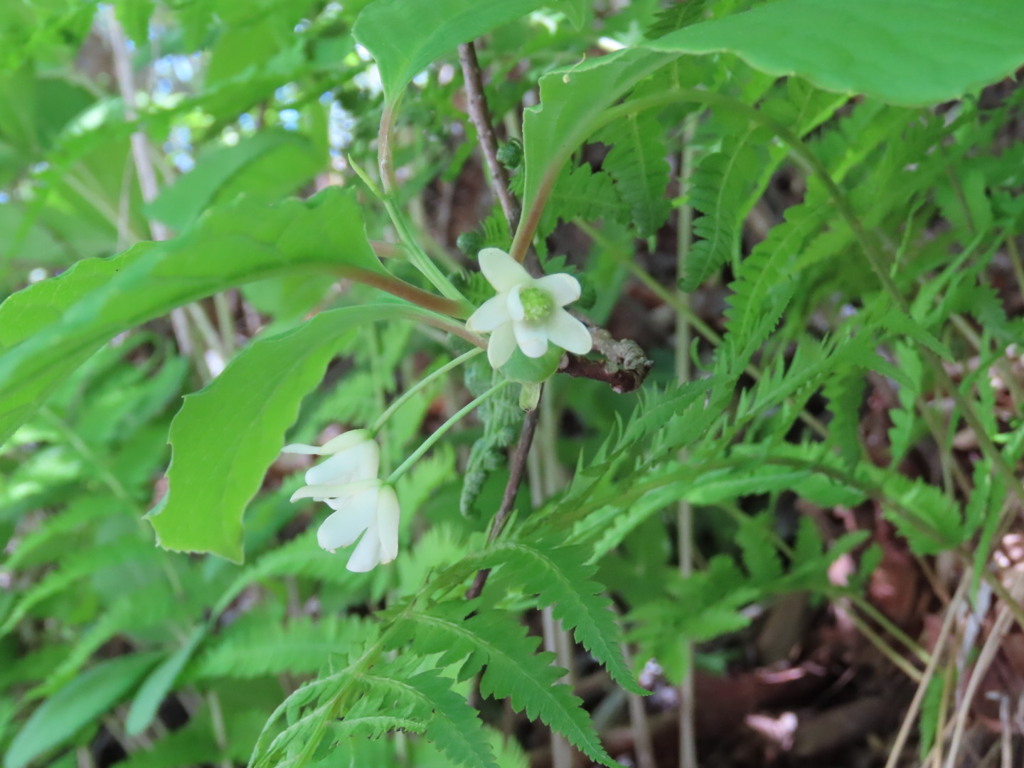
[283,430,399,572]
[465,248,592,369]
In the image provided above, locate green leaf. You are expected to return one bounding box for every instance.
[126,626,206,735]
[595,111,670,237]
[521,48,669,219]
[354,0,547,103]
[486,539,645,695]
[0,188,386,448]
[404,671,500,768]
[147,129,325,232]
[646,0,1024,107]
[150,304,423,563]
[394,604,617,767]
[5,652,162,768]
[682,128,772,290]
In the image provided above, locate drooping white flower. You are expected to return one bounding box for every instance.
[282,429,380,489]
[283,430,399,572]
[292,480,400,572]
[465,248,593,369]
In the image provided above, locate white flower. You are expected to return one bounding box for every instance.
[282,429,380,489]
[283,430,400,572]
[465,248,593,369]
[293,480,400,572]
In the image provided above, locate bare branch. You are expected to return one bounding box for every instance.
[458,41,520,230]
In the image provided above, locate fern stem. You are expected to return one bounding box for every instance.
[386,379,510,484]
[674,113,699,768]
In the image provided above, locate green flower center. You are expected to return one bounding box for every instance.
[519,287,554,321]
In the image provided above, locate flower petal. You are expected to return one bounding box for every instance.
[535,273,581,306]
[546,309,593,355]
[291,478,378,503]
[506,284,526,322]
[478,248,531,292]
[375,486,400,563]
[316,487,379,552]
[280,442,324,455]
[487,322,517,368]
[305,438,379,486]
[345,523,382,572]
[466,295,510,332]
[513,321,549,358]
[320,429,373,454]
[282,428,373,456]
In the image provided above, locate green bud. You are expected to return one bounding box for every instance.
[519,287,554,321]
[496,138,523,169]
[457,231,485,256]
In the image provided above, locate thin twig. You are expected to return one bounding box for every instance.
[458,41,519,229]
[104,8,197,365]
[676,115,699,768]
[466,407,541,599]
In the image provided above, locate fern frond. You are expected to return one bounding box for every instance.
[537,164,627,241]
[391,603,616,767]
[359,670,499,768]
[886,343,923,465]
[0,536,155,636]
[193,615,369,681]
[645,0,708,38]
[681,127,772,291]
[2,494,121,570]
[875,471,961,555]
[461,359,522,516]
[823,368,865,468]
[483,539,644,694]
[113,721,220,768]
[595,112,670,237]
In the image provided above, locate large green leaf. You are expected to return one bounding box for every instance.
[5,652,162,768]
[149,304,433,563]
[0,188,387,448]
[648,0,1024,107]
[353,0,547,103]
[147,129,326,232]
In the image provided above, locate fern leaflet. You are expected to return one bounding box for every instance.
[596,111,670,237]
[390,602,617,767]
[483,538,645,694]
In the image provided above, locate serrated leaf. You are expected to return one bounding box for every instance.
[485,539,645,694]
[405,671,500,768]
[395,604,617,767]
[0,188,387,447]
[150,304,426,562]
[647,0,1024,107]
[683,130,770,291]
[596,112,670,237]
